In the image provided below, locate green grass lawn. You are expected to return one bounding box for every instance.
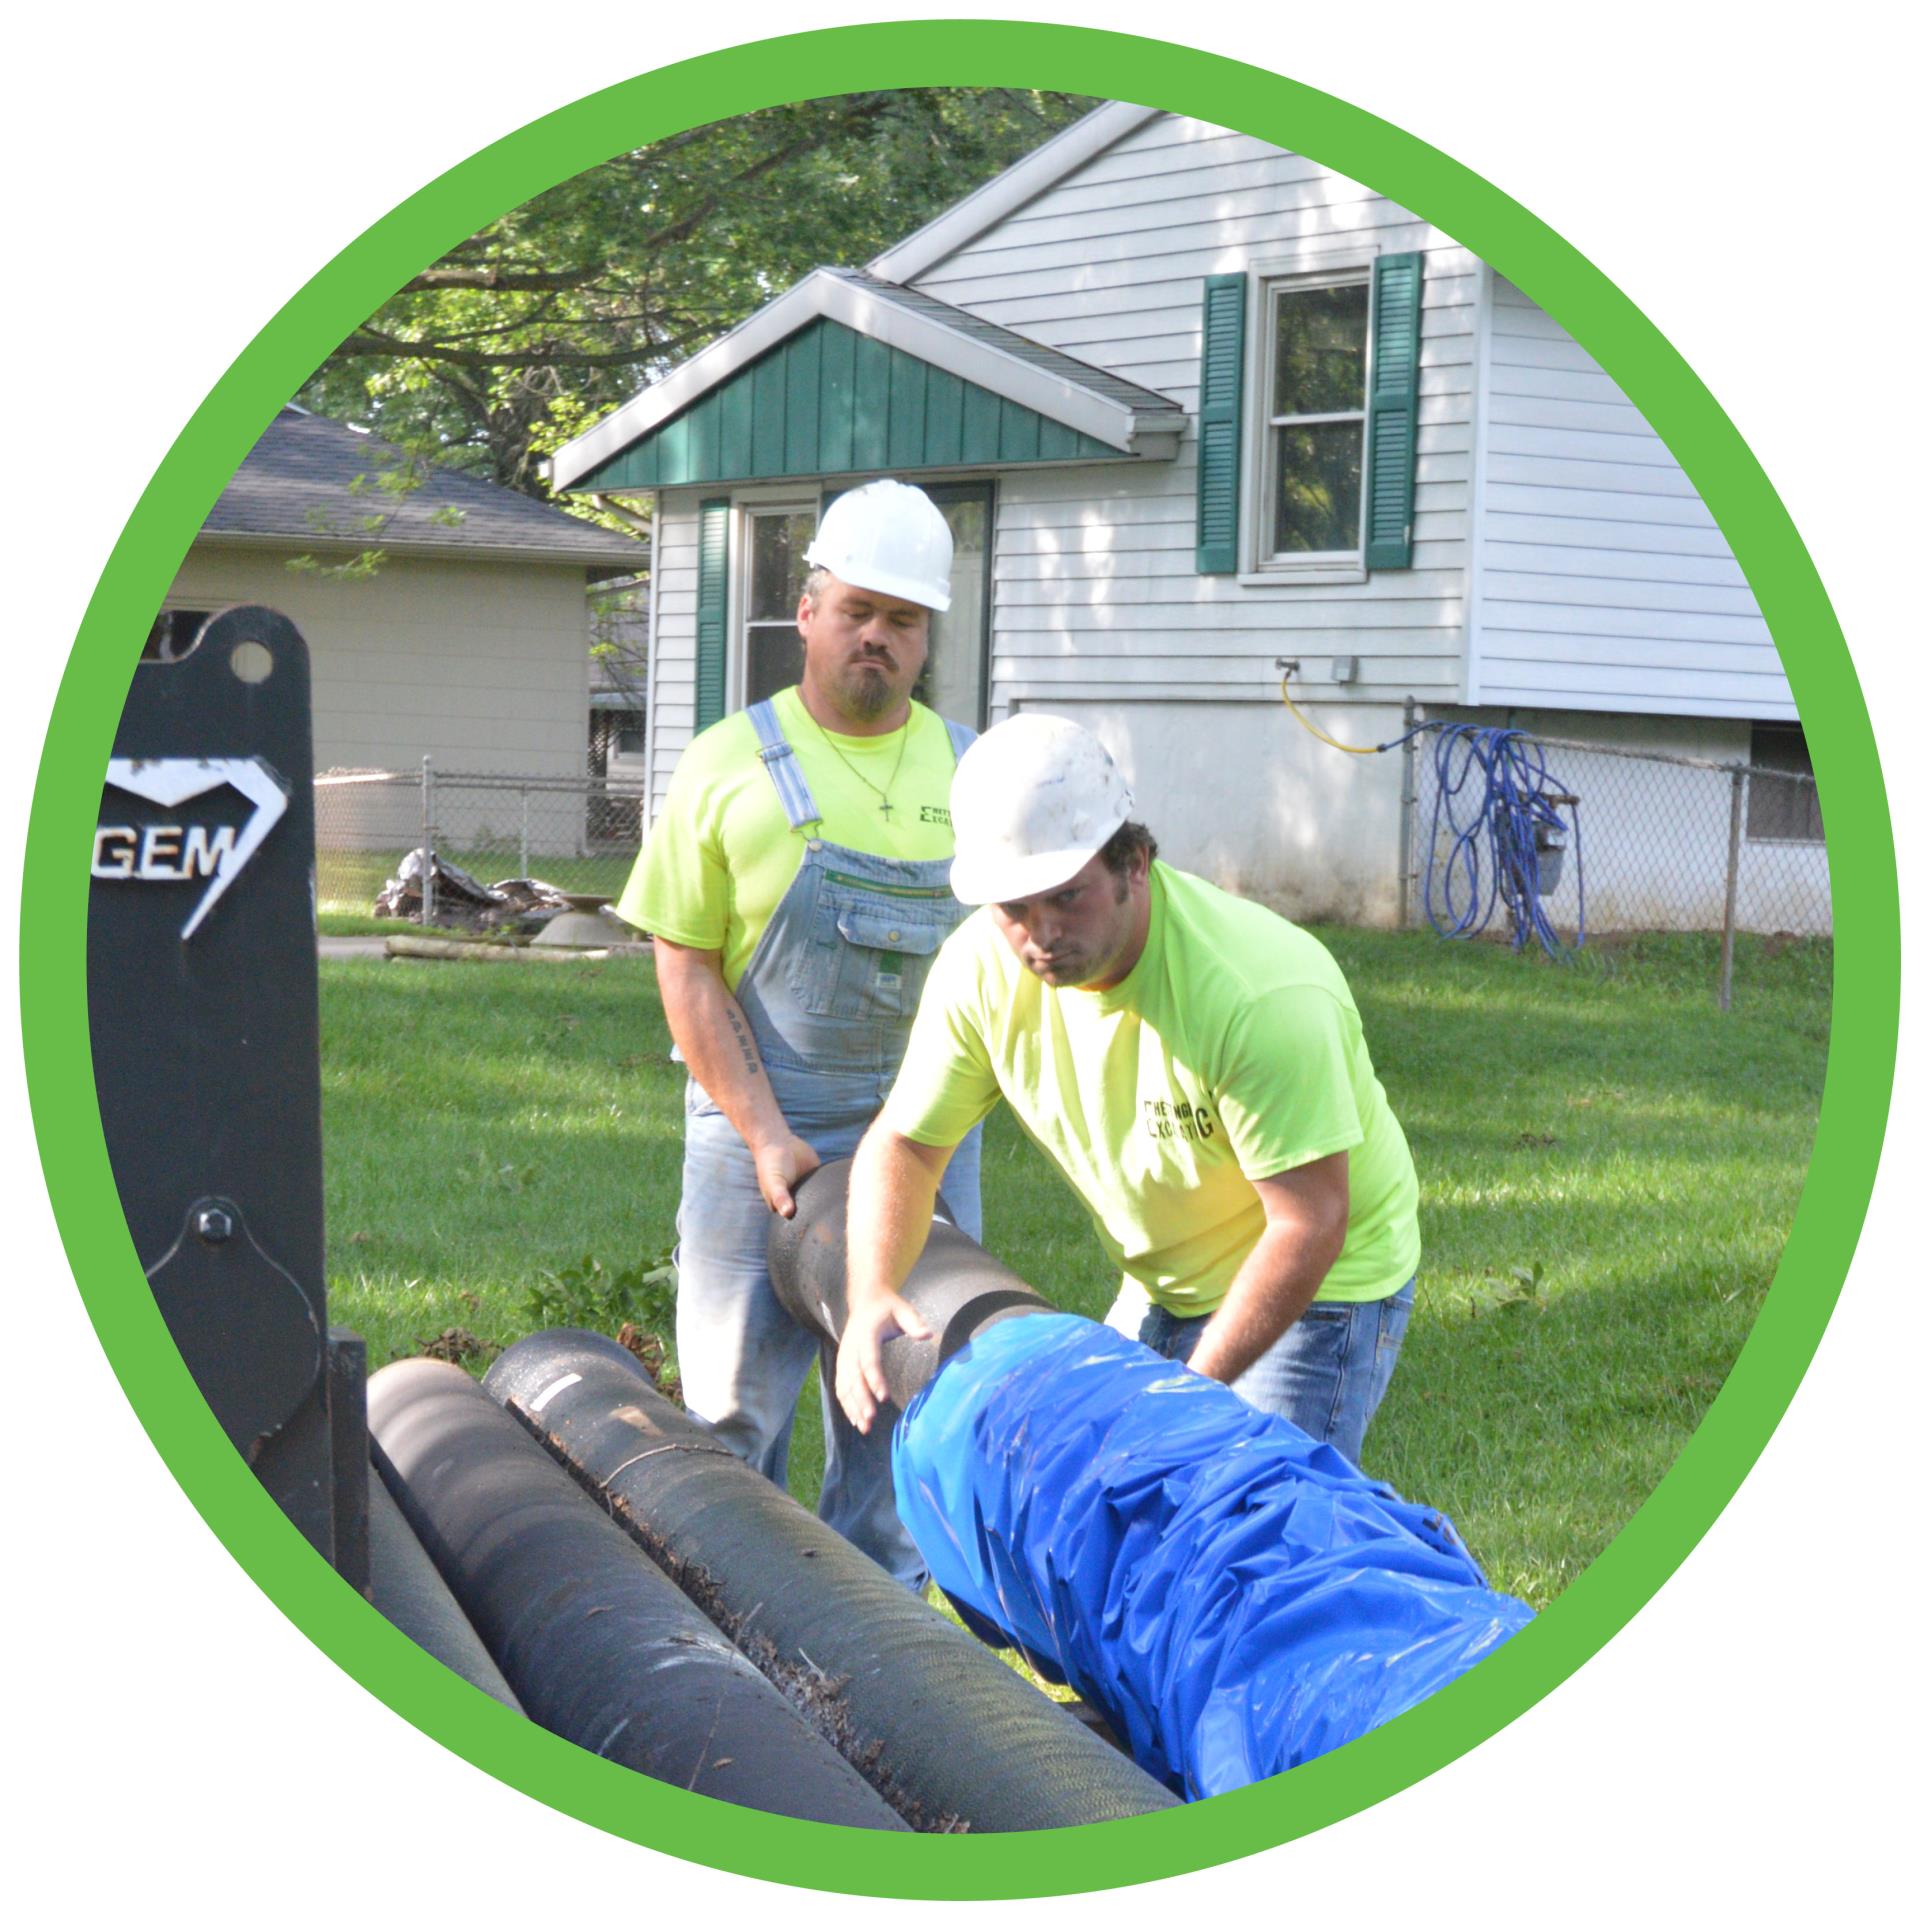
[320,928,1829,1609]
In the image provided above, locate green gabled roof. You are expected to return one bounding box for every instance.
[552,267,1184,495]
[577,316,1126,492]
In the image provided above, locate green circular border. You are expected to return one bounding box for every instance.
[23,21,1896,1898]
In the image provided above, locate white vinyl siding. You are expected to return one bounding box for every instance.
[907,114,1475,711]
[645,496,703,820]
[1466,273,1789,718]
[989,469,1462,707]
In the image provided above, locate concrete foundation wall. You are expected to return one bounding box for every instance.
[1018,693,1409,926]
[1036,694,1834,938]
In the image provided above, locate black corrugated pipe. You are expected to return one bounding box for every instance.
[763,1157,1070,1662]
[766,1158,1056,1409]
[366,1470,523,1716]
[367,1357,906,1829]
[486,1329,1179,1829]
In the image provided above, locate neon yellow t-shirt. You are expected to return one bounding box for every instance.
[617,686,963,991]
[881,864,1421,1312]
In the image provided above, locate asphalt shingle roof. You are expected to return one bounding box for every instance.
[202,408,645,565]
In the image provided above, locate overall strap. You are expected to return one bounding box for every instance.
[746,699,823,833]
[943,716,978,763]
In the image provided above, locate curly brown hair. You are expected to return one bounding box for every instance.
[1098,821,1159,878]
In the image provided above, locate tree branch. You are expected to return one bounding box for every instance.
[399,263,603,293]
[637,97,900,257]
[332,329,689,371]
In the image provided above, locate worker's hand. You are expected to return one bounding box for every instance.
[835,1289,933,1434]
[751,1132,821,1218]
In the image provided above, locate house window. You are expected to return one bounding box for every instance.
[1748,722,1823,843]
[1198,253,1420,579]
[914,482,991,733]
[1258,275,1370,564]
[741,506,817,707]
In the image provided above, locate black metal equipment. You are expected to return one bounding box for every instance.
[84,612,1174,1827]
[87,606,367,1582]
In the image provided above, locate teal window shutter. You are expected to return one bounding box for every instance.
[1363,252,1423,570]
[1195,273,1246,574]
[694,499,730,732]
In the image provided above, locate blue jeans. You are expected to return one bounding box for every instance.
[675,1088,981,1587]
[1109,1278,1416,1470]
[675,705,982,1586]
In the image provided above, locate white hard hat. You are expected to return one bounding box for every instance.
[948,714,1135,906]
[805,479,953,612]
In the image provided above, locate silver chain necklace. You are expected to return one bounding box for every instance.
[819,718,912,819]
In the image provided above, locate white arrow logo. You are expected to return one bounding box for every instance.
[101,758,290,940]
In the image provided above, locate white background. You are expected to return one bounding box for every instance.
[5,5,1908,1912]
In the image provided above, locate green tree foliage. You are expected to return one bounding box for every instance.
[300,90,1099,499]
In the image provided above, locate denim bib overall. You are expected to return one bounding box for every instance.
[675,698,980,1582]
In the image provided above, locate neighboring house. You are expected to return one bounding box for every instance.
[551,103,1819,931]
[165,405,647,850]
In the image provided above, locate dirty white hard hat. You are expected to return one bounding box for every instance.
[948,714,1134,906]
[805,479,953,612]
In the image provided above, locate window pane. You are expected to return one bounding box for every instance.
[1273,421,1363,553]
[749,511,817,621]
[1272,282,1369,417]
[916,494,988,729]
[1748,723,1824,842]
[745,621,805,708]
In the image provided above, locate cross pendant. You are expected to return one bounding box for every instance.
[878,797,895,820]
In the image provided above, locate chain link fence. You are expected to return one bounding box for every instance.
[317,736,1829,1006]
[315,764,645,925]
[1400,723,1829,1007]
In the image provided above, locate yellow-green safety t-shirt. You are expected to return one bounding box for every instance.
[617,686,963,992]
[882,864,1421,1313]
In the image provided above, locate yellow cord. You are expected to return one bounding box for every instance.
[1279,669,1382,755]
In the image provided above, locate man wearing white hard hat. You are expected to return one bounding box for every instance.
[835,713,1422,1470]
[617,479,980,1582]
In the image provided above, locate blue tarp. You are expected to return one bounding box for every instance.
[894,1313,1533,1799]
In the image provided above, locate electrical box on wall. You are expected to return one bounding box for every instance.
[1333,655,1360,685]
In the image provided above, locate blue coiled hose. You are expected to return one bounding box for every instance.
[1420,723,1584,955]
[1281,675,1585,958]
